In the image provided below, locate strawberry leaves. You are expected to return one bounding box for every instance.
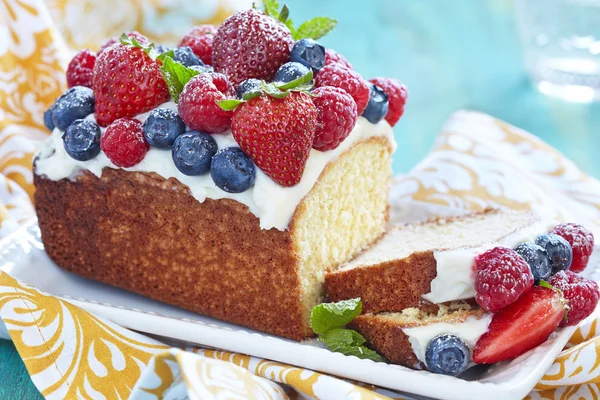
[159,56,201,103]
[261,0,337,40]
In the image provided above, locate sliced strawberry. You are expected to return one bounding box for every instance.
[473,285,566,364]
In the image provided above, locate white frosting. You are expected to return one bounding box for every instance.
[403,314,493,365]
[423,218,557,304]
[35,101,395,231]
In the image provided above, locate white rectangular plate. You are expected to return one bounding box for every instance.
[3,220,599,400]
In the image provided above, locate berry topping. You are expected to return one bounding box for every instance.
[550,271,599,326]
[473,285,566,364]
[324,48,353,69]
[236,78,262,99]
[362,83,389,124]
[49,86,95,131]
[142,108,186,148]
[290,39,326,72]
[43,105,56,132]
[172,46,204,67]
[549,223,594,273]
[178,25,217,65]
[178,73,234,134]
[230,91,317,187]
[66,49,96,88]
[315,64,370,115]
[425,334,470,376]
[212,9,293,86]
[274,62,311,84]
[514,242,551,283]
[99,31,149,54]
[368,77,408,127]
[101,118,149,167]
[535,234,573,274]
[474,247,534,312]
[93,35,170,127]
[311,86,358,151]
[171,131,218,176]
[62,119,101,161]
[210,147,256,193]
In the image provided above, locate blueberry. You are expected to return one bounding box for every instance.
[362,83,389,124]
[210,147,256,193]
[172,46,204,67]
[51,86,95,131]
[143,108,186,148]
[290,38,326,72]
[43,103,56,131]
[425,334,470,376]
[274,62,310,84]
[514,242,551,282]
[171,131,218,176]
[62,119,101,161]
[155,44,171,54]
[236,78,262,99]
[535,233,573,274]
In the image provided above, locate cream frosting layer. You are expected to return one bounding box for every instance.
[35,101,396,231]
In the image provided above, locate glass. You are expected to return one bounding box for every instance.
[515,0,600,102]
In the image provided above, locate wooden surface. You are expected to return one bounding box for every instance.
[3,0,600,398]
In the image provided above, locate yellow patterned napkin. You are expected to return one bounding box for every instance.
[3,0,600,399]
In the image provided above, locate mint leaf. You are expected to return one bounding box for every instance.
[285,19,298,40]
[319,328,384,362]
[275,69,313,90]
[160,56,200,103]
[261,82,289,99]
[263,0,280,17]
[157,49,175,62]
[310,298,362,335]
[278,4,289,22]
[296,17,337,40]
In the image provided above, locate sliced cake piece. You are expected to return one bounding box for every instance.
[350,303,490,369]
[326,209,552,314]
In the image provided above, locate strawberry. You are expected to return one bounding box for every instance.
[473,285,566,364]
[231,91,317,187]
[93,35,170,127]
[212,9,293,86]
[179,25,217,65]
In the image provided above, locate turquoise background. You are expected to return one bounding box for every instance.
[3,0,600,397]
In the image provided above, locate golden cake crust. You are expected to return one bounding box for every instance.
[34,136,392,340]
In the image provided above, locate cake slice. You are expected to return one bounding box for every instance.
[349,303,490,368]
[325,209,552,314]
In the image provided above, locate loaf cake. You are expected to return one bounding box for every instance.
[34,5,408,340]
[319,210,599,376]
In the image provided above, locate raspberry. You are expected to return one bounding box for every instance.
[474,247,534,312]
[550,223,594,273]
[212,9,293,86]
[369,77,408,127]
[98,31,149,54]
[101,118,149,167]
[324,48,353,69]
[550,271,599,326]
[178,73,234,134]
[179,25,217,65]
[311,86,358,151]
[66,49,96,88]
[315,64,370,115]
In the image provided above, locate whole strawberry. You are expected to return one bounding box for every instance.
[312,86,358,151]
[212,9,293,86]
[474,247,534,312]
[231,91,317,186]
[369,77,408,127]
[178,73,234,134]
[93,35,170,127]
[101,118,149,167]
[66,49,96,88]
[550,271,599,326]
[179,25,217,65]
[315,64,370,115]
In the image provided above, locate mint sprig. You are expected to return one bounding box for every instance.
[261,0,337,41]
[159,56,201,103]
[310,298,385,362]
[217,69,313,111]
